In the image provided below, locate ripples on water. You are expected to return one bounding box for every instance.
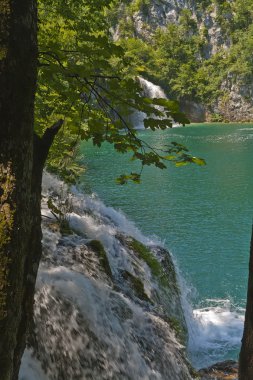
[167,130,253,144]
[80,123,253,365]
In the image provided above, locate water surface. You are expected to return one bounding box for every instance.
[79,123,253,366]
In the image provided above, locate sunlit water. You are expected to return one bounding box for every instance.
[79,123,253,367]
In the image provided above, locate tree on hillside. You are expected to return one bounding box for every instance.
[0,0,205,379]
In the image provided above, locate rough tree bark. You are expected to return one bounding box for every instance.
[0,0,37,378]
[0,1,62,379]
[239,226,253,380]
[11,122,63,380]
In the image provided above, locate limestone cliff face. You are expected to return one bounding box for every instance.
[216,78,253,122]
[117,0,253,122]
[131,0,228,55]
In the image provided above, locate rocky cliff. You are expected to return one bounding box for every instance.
[127,1,230,54]
[112,0,253,122]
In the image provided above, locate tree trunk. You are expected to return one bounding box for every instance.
[11,121,63,380]
[0,0,37,379]
[239,226,253,380]
[0,1,64,377]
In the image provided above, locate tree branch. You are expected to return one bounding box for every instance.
[34,119,64,169]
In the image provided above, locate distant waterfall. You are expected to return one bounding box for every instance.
[138,77,167,99]
[133,77,179,129]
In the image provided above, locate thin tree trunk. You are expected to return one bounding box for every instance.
[0,0,37,378]
[239,225,253,380]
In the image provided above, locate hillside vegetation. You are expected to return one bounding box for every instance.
[109,0,253,122]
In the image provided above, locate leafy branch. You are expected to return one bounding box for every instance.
[36,0,206,184]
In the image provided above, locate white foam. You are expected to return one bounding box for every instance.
[138,77,167,99]
[187,299,244,368]
[20,172,245,377]
[132,77,180,129]
[19,350,48,380]
[20,172,192,379]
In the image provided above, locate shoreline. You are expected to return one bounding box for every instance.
[188,122,253,127]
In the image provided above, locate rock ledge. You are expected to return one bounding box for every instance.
[198,360,238,380]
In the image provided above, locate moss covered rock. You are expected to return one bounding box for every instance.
[119,235,188,345]
[121,270,150,302]
[87,240,113,279]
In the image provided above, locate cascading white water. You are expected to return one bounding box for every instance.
[188,300,244,369]
[133,77,181,129]
[19,172,192,380]
[19,172,244,379]
[138,77,167,99]
[179,273,244,369]
[132,77,180,129]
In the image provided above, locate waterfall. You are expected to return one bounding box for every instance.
[138,77,167,99]
[18,173,244,379]
[132,77,179,129]
[19,172,192,380]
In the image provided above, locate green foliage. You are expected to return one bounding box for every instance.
[130,0,151,15]
[195,0,213,13]
[119,38,153,73]
[194,52,229,105]
[229,24,253,79]
[36,0,205,184]
[209,113,225,123]
[178,9,198,32]
[47,191,73,234]
[122,270,150,301]
[214,0,233,35]
[163,316,183,339]
[232,0,253,30]
[118,20,212,102]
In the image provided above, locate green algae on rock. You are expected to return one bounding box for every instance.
[87,239,113,279]
[117,235,188,345]
[121,270,151,302]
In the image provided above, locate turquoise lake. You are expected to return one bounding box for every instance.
[79,123,253,365]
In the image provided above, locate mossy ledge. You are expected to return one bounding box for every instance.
[163,315,186,346]
[121,270,150,302]
[59,219,73,236]
[87,240,113,279]
[125,237,172,289]
[121,236,188,344]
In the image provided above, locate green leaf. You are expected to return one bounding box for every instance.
[191,157,206,166]
[175,161,189,167]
